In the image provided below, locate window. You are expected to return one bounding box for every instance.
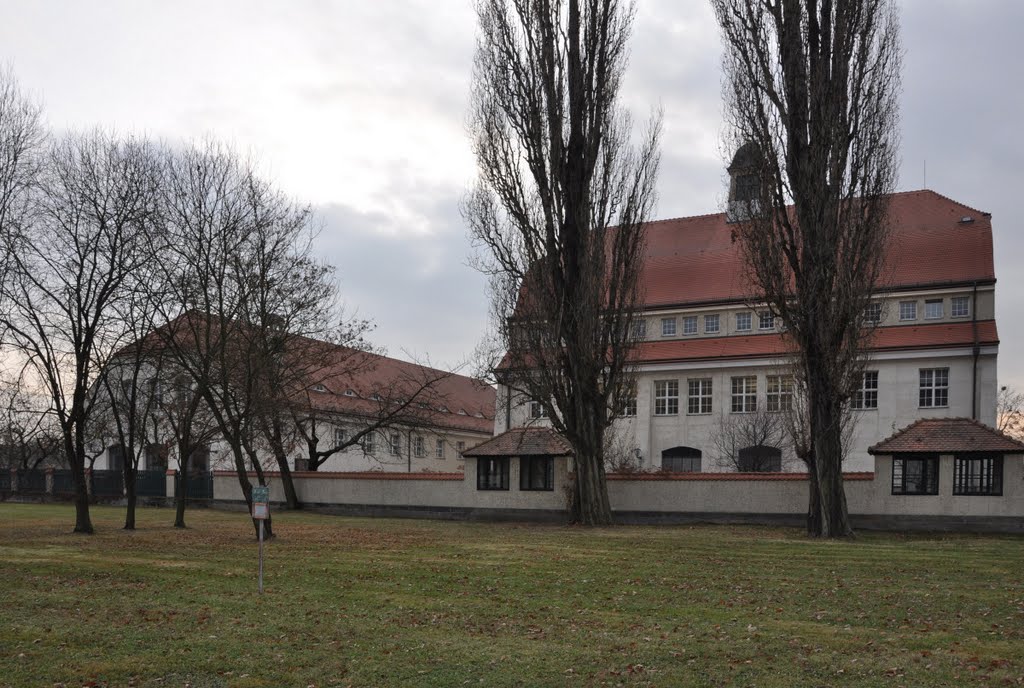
[389,432,401,455]
[953,454,1003,496]
[682,316,698,335]
[435,439,445,459]
[737,445,782,472]
[704,314,720,334]
[344,389,357,397]
[758,311,774,330]
[864,302,882,325]
[899,301,917,321]
[731,376,757,413]
[529,400,548,419]
[413,435,426,458]
[925,299,943,320]
[919,368,949,408]
[654,380,679,415]
[766,375,794,412]
[456,440,466,458]
[736,312,752,332]
[363,431,375,454]
[661,446,702,472]
[687,378,713,415]
[631,319,647,340]
[333,427,346,447]
[892,454,939,495]
[477,457,509,490]
[951,296,970,318]
[661,317,676,336]
[312,383,327,392]
[619,395,637,417]
[852,371,879,410]
[148,378,164,407]
[520,456,554,490]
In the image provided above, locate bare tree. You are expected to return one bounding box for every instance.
[712,0,901,536]
[997,385,1024,440]
[0,130,161,533]
[712,408,794,473]
[0,67,44,302]
[465,0,660,525]
[0,363,61,471]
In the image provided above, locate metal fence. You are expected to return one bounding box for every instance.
[136,470,167,497]
[183,471,213,499]
[53,470,75,495]
[90,470,124,498]
[16,469,46,494]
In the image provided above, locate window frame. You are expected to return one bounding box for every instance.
[953,453,1003,496]
[363,431,375,454]
[951,296,970,318]
[899,301,917,321]
[704,314,720,334]
[730,376,757,413]
[851,371,879,410]
[477,457,510,490]
[758,311,774,330]
[864,302,882,325]
[529,400,548,419]
[654,380,679,416]
[736,312,752,332]
[765,375,793,412]
[891,454,939,495]
[333,426,347,448]
[435,438,445,459]
[413,435,426,458]
[924,299,944,320]
[631,319,647,340]
[519,456,554,491]
[687,378,713,415]
[661,317,677,337]
[681,315,698,336]
[918,367,949,408]
[389,432,401,456]
[619,395,637,417]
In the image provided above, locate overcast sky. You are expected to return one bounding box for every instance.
[1,1,1021,387]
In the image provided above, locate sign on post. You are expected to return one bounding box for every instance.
[252,485,270,519]
[251,484,270,594]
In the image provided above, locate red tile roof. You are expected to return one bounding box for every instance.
[462,427,573,457]
[641,190,993,308]
[307,347,495,434]
[635,320,997,365]
[868,418,1024,454]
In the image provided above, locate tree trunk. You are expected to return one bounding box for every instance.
[174,470,188,528]
[804,453,822,536]
[568,412,612,525]
[267,418,300,509]
[123,462,137,530]
[813,398,853,537]
[71,434,93,534]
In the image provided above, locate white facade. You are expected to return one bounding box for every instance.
[496,286,999,473]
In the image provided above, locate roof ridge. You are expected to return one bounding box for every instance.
[898,188,991,219]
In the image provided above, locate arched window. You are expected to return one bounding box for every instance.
[661,446,702,472]
[737,445,782,472]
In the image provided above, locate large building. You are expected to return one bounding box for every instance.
[91,319,495,475]
[494,188,999,475]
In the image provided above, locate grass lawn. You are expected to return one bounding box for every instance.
[0,504,1022,687]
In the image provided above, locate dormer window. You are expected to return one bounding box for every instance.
[344,389,356,397]
[312,384,327,393]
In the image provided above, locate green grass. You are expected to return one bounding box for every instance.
[0,504,1022,687]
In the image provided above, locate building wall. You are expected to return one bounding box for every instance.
[498,351,997,474]
[208,453,1023,523]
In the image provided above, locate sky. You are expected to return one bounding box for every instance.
[1,1,1021,387]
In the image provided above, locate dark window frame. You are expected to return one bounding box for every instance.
[519,456,555,491]
[891,453,939,495]
[953,453,1003,496]
[477,457,510,491]
[661,446,702,472]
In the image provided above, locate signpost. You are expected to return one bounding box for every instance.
[251,485,270,594]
